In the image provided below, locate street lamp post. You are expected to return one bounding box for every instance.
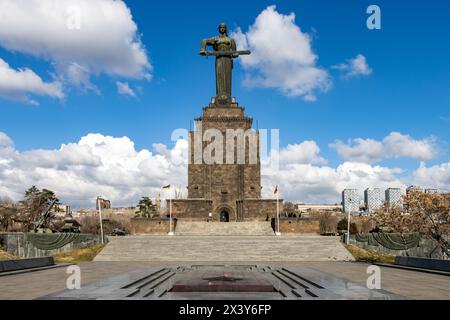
[275,188,281,236]
[97,196,105,244]
[346,198,352,245]
[162,185,174,236]
[168,193,174,236]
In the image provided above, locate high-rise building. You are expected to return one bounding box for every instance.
[425,189,439,194]
[385,188,403,208]
[364,188,384,213]
[342,189,360,214]
[406,185,423,196]
[405,186,423,212]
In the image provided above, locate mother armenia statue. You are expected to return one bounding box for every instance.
[200,23,250,105]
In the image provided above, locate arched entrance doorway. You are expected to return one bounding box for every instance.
[219,209,230,222]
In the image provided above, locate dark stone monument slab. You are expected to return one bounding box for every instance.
[172,270,274,292]
[41,265,407,300]
[395,256,450,272]
[0,257,54,273]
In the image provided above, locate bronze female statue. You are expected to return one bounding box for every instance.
[200,23,250,105]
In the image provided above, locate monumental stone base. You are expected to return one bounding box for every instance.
[171,199,278,222]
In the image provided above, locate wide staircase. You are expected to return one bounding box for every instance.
[94,235,354,262]
[175,221,275,236]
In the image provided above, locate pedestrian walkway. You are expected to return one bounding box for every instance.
[94,235,354,262]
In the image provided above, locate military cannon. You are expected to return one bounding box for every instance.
[32,199,58,233]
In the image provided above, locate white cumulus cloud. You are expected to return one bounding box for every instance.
[262,161,405,204]
[0,132,14,148]
[413,161,450,190]
[263,139,404,203]
[279,141,327,165]
[0,0,151,96]
[0,58,63,104]
[0,132,187,208]
[232,5,331,101]
[330,132,438,164]
[116,81,136,97]
[333,54,372,78]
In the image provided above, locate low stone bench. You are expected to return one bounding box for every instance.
[0,257,55,273]
[395,256,450,272]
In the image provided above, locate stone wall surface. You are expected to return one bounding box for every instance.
[0,232,103,258]
[130,218,176,235]
[169,199,278,222]
[277,218,321,234]
[237,199,278,221]
[170,199,213,220]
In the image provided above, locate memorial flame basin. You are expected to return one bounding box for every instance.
[172,269,274,292]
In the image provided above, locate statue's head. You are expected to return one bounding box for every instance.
[218,23,228,35]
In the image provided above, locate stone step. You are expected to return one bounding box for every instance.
[94,236,355,262]
[175,221,275,236]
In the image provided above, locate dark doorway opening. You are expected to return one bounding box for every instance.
[220,210,230,222]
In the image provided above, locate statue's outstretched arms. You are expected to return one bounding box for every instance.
[231,38,238,57]
[200,37,216,55]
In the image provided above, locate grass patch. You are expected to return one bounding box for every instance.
[0,248,18,261]
[344,244,396,264]
[53,244,106,264]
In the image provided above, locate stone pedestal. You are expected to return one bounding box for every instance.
[170,100,278,222]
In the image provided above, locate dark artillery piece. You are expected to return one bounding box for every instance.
[32,199,58,233]
[31,200,81,233]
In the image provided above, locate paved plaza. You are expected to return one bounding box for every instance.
[2,235,450,300]
[94,235,354,262]
[2,261,450,300]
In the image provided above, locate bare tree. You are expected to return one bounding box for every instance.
[0,198,19,232]
[319,212,339,235]
[78,215,100,235]
[372,190,450,258]
[283,202,297,217]
[353,216,376,234]
[19,186,60,231]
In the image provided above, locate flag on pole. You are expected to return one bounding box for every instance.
[274,185,281,236]
[162,184,171,189]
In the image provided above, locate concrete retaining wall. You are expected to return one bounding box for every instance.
[0,232,103,258]
[130,218,176,235]
[348,235,443,259]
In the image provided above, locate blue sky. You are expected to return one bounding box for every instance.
[0,0,449,207]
